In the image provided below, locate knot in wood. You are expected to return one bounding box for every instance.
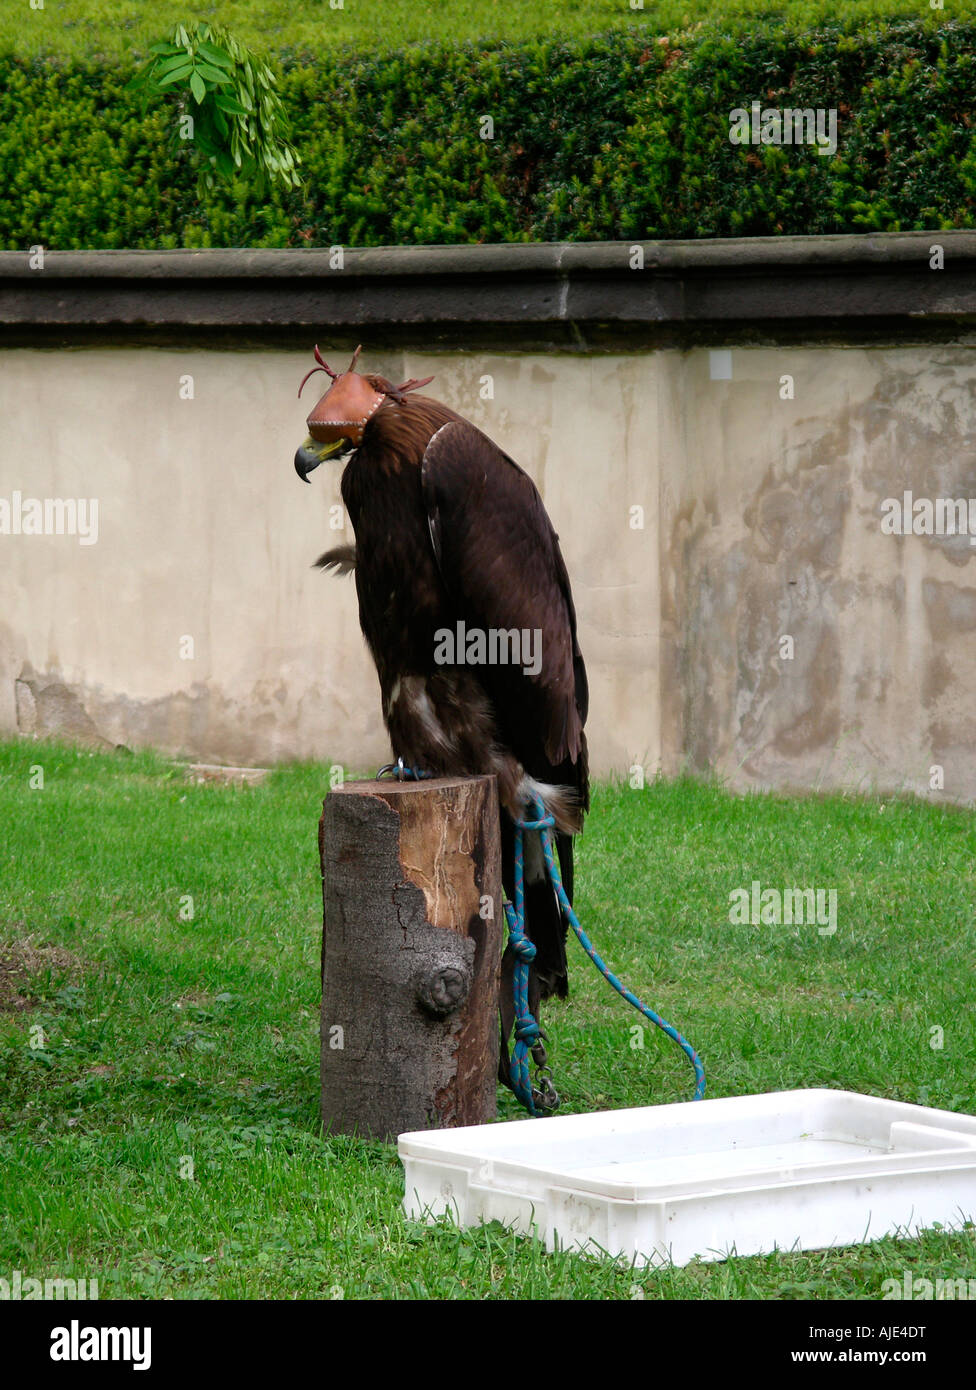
[415,964,471,1018]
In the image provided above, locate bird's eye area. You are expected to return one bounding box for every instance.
[305,435,348,458]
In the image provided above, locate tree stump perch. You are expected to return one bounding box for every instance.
[319,775,503,1141]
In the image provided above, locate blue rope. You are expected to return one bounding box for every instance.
[505,795,706,1112]
[502,811,545,1113]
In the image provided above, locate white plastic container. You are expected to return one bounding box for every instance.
[399,1089,976,1266]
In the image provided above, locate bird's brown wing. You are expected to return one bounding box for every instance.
[421,419,587,770]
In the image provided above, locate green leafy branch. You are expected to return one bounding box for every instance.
[129,21,301,193]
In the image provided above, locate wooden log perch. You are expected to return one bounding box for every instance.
[319,775,503,1141]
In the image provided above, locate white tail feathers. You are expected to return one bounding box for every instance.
[518,776,582,834]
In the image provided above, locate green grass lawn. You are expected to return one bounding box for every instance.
[1,737,974,1299]
[0,0,942,61]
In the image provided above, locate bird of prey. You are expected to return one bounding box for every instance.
[294,346,589,1098]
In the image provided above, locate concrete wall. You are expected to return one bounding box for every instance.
[0,348,657,780]
[2,340,975,801]
[2,235,975,801]
[656,346,976,801]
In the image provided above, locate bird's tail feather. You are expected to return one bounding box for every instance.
[517,774,583,835]
[313,544,356,575]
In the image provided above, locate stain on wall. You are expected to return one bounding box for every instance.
[659,347,976,802]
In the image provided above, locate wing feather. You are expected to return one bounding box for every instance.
[421,420,586,768]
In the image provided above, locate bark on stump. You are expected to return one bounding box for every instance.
[319,775,502,1141]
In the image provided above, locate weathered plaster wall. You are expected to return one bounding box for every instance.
[658,346,976,801]
[1,342,974,800]
[0,348,657,781]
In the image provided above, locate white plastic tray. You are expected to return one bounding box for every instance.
[399,1089,976,1266]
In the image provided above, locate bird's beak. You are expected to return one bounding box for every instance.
[294,435,348,483]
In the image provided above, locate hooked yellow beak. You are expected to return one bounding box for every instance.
[294,434,348,483]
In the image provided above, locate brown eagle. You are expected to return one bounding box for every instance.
[294,346,589,1096]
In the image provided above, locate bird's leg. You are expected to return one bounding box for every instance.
[375,756,433,781]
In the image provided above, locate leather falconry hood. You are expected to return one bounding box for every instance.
[298,345,434,448]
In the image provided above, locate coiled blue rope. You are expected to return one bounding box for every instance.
[505,795,706,1113]
[502,808,549,1113]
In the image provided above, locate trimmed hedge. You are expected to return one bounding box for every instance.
[0,20,973,249]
